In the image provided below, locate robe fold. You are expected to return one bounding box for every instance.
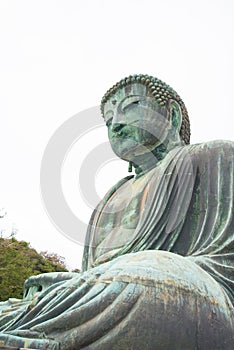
[0,140,233,349]
[84,140,234,303]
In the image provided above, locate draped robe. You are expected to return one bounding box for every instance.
[0,140,233,349]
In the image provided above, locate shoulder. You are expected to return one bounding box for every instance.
[185,140,234,157]
[178,140,234,173]
[190,139,234,150]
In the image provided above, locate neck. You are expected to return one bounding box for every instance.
[130,138,183,178]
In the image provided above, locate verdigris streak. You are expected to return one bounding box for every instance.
[0,74,233,349]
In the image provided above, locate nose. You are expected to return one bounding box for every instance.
[111,123,125,133]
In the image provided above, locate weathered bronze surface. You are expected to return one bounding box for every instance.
[0,74,233,349]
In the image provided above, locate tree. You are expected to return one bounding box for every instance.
[0,237,68,301]
[0,208,17,239]
[40,251,67,270]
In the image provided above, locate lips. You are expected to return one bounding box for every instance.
[113,130,124,138]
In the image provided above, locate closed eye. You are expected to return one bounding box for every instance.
[122,100,140,113]
[121,97,142,113]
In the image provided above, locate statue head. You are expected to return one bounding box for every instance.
[101,74,190,167]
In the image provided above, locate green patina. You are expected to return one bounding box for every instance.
[0,75,233,350]
[101,74,190,145]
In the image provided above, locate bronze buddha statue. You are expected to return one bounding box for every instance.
[0,74,233,349]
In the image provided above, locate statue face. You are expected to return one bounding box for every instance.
[103,83,172,162]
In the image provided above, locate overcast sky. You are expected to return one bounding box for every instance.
[0,0,233,270]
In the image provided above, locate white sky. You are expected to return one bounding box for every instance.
[0,0,233,270]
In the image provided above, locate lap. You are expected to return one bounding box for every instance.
[1,251,233,349]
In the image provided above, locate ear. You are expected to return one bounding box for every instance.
[168,100,182,131]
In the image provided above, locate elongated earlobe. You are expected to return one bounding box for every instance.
[170,101,182,131]
[128,162,133,173]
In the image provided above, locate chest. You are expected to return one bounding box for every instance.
[97,177,149,231]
